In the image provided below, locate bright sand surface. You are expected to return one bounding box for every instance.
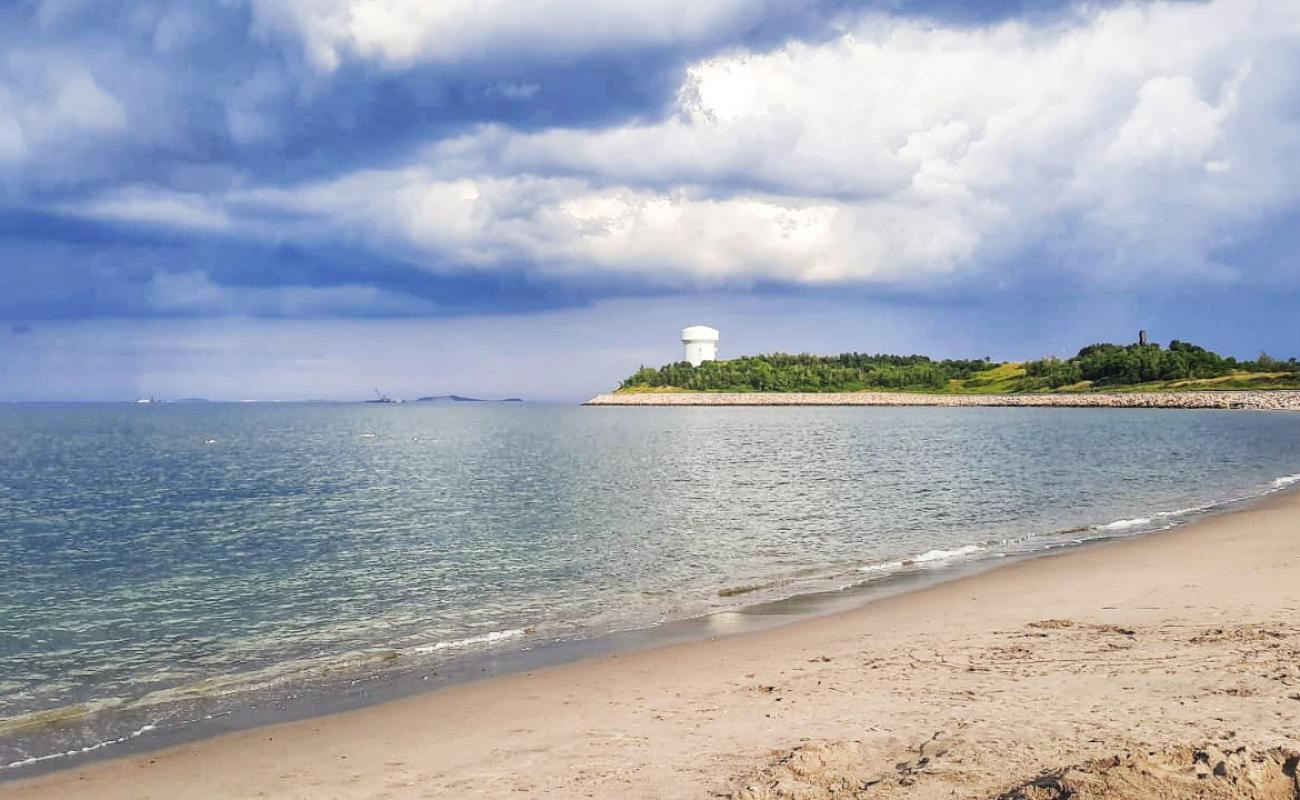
[7,490,1300,799]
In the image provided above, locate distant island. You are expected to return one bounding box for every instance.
[616,340,1300,395]
[416,395,524,403]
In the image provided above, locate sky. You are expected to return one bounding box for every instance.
[2,0,1299,401]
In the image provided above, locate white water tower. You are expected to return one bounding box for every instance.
[680,325,720,367]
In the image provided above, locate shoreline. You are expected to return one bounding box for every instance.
[5,470,1296,783]
[585,389,1300,408]
[8,486,1300,798]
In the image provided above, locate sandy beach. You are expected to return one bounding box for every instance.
[7,489,1300,799]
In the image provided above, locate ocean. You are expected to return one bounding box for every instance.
[3,402,1300,773]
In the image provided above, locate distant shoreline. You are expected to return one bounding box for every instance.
[585,390,1300,409]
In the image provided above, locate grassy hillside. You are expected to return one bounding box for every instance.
[944,366,1300,395]
[617,342,1300,394]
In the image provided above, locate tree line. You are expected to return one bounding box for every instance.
[1021,341,1300,389]
[621,352,993,392]
[620,342,1300,393]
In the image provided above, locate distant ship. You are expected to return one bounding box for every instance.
[134,397,161,404]
[365,389,405,404]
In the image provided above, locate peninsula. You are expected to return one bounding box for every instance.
[589,337,1300,408]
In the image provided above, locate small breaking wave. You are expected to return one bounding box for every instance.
[911,544,985,563]
[858,559,907,574]
[851,467,1300,585]
[1270,473,1300,490]
[411,628,526,654]
[3,723,156,772]
[1089,470,1299,536]
[1155,505,1211,519]
[1096,516,1154,531]
[0,628,536,773]
[858,544,985,574]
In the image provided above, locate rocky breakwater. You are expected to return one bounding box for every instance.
[585,391,1300,410]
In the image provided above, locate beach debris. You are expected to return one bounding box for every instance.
[728,731,969,799]
[996,745,1300,800]
[895,731,952,779]
[728,740,888,800]
[1026,619,1136,637]
[1191,625,1289,645]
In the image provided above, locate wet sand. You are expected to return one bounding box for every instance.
[7,490,1300,799]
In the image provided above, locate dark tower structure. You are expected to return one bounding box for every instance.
[1138,330,1149,346]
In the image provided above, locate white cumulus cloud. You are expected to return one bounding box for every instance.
[65,0,1300,289]
[248,0,771,70]
[0,50,128,170]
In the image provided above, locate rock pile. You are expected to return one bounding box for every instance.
[585,391,1300,410]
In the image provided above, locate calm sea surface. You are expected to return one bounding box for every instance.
[3,402,1300,771]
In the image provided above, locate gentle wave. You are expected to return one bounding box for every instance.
[0,698,128,738]
[0,649,402,748]
[718,578,789,597]
[858,544,985,574]
[1155,505,1212,518]
[0,631,531,762]
[857,559,906,574]
[1096,516,1154,531]
[3,723,156,772]
[410,628,526,654]
[1271,473,1300,490]
[912,544,985,563]
[852,468,1300,584]
[130,630,533,703]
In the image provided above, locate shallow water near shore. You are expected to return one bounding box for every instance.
[3,402,1300,775]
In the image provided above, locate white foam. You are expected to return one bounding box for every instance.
[859,544,984,574]
[858,559,906,573]
[1155,505,1209,519]
[1270,473,1300,490]
[412,628,526,654]
[2,724,155,771]
[1097,517,1153,531]
[912,544,985,563]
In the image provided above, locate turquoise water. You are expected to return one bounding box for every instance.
[2,403,1300,770]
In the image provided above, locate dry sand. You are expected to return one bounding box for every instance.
[7,491,1300,799]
